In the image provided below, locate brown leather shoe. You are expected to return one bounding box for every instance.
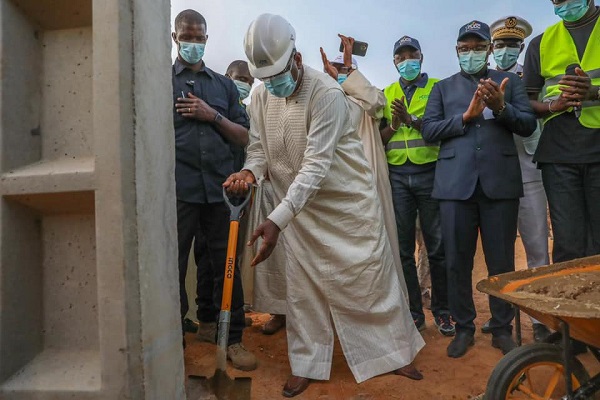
[262,314,286,335]
[394,362,423,380]
[282,375,310,398]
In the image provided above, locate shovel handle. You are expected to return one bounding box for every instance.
[219,186,254,313]
[222,186,253,222]
[220,220,239,312]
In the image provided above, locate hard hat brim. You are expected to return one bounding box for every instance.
[248,46,294,79]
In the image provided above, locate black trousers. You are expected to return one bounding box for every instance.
[439,184,519,337]
[177,200,245,344]
[194,207,249,319]
[541,162,600,263]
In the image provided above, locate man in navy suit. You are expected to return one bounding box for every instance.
[422,21,536,358]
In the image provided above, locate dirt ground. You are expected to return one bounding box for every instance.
[183,237,600,400]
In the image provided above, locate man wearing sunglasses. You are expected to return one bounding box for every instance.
[225,13,425,398]
[523,1,600,280]
[422,20,537,359]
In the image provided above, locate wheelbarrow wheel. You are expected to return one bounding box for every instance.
[484,343,589,400]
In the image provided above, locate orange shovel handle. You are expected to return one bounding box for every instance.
[220,220,239,312]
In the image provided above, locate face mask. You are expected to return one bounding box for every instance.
[337,73,348,84]
[264,70,297,98]
[179,41,205,64]
[554,0,589,22]
[233,80,252,100]
[493,47,520,70]
[459,50,488,75]
[396,59,422,81]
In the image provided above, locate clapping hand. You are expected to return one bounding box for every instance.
[477,77,509,113]
[391,97,411,129]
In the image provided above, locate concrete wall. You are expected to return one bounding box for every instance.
[0,0,185,398]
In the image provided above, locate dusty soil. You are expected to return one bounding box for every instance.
[516,270,600,304]
[184,238,600,400]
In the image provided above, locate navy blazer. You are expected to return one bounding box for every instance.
[422,69,536,201]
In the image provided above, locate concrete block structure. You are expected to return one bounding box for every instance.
[0,0,185,398]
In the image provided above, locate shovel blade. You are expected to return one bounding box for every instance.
[188,370,251,400]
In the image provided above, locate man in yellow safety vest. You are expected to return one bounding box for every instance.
[523,0,600,269]
[379,36,454,337]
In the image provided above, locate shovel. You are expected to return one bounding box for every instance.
[188,187,253,400]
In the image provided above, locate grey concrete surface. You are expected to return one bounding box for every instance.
[0,0,185,398]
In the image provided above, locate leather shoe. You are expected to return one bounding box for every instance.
[532,323,551,343]
[394,362,423,380]
[481,318,492,334]
[282,375,310,398]
[492,334,517,355]
[447,331,474,358]
[262,314,286,335]
[183,318,199,334]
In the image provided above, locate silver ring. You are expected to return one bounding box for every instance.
[484,95,489,100]
[188,107,191,113]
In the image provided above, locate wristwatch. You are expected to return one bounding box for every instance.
[494,103,507,117]
[214,112,223,123]
[408,115,418,127]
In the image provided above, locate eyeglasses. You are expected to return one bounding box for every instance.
[260,50,296,82]
[457,44,489,54]
[551,0,568,4]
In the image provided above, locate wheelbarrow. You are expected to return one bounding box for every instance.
[188,187,254,400]
[476,255,600,400]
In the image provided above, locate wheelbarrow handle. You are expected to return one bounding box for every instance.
[222,186,254,222]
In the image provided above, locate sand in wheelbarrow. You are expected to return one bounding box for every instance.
[514,270,600,312]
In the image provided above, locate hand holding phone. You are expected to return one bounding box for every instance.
[339,36,368,57]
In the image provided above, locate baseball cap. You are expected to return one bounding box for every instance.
[330,54,358,68]
[393,36,421,56]
[458,20,491,41]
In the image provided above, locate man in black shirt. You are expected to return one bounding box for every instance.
[172,9,256,371]
[523,0,600,264]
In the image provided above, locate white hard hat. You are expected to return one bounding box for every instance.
[244,14,296,79]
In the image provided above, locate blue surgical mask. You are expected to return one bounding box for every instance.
[396,59,422,81]
[494,47,520,70]
[234,80,252,100]
[554,0,589,22]
[179,42,205,64]
[264,70,297,98]
[337,73,348,84]
[459,50,489,75]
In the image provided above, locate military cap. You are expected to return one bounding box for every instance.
[490,16,533,41]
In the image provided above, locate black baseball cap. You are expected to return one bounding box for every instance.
[457,20,491,41]
[393,36,421,56]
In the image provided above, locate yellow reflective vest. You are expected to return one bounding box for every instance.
[383,78,439,165]
[540,17,600,128]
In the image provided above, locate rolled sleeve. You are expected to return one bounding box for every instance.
[267,204,295,230]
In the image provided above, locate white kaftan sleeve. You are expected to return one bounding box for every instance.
[341,70,386,120]
[267,88,349,230]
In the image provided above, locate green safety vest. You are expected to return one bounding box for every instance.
[540,18,600,128]
[383,78,439,165]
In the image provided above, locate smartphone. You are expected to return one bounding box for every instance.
[339,40,368,57]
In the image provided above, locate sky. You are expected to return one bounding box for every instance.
[170,0,562,90]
